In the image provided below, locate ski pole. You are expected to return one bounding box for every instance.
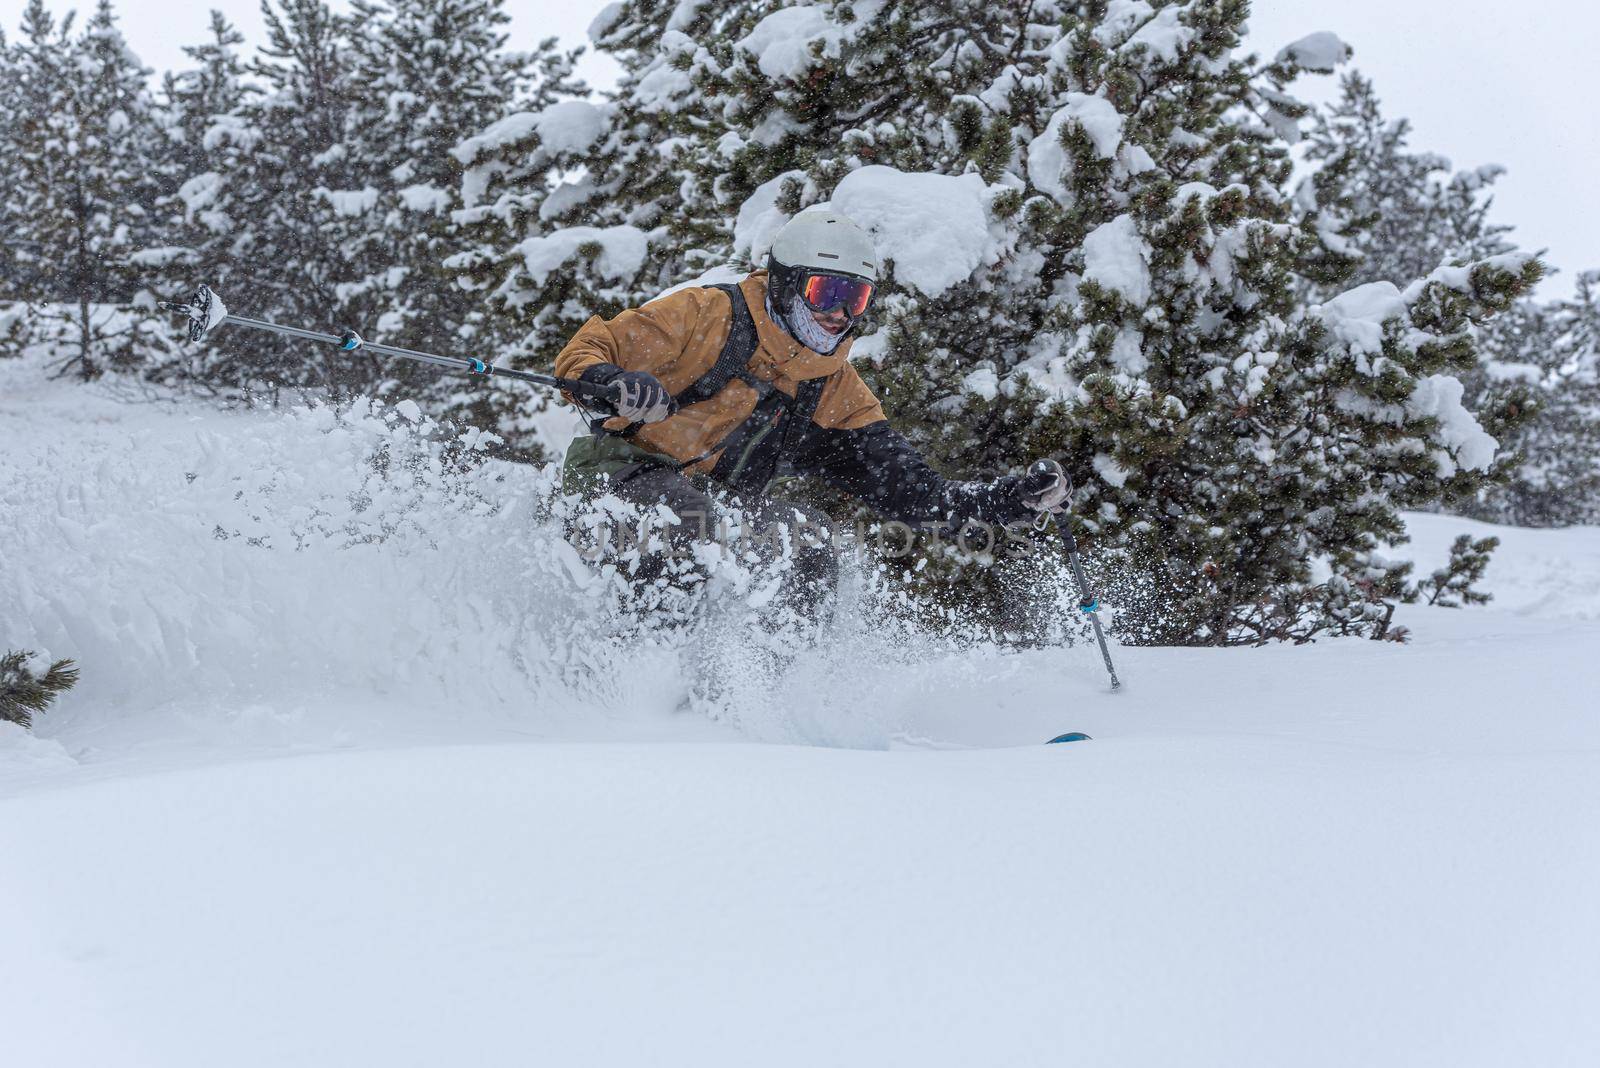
[157,284,617,402]
[1056,516,1121,691]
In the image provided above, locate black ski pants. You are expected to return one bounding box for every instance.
[603,464,838,622]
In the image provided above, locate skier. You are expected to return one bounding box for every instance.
[556,210,1070,611]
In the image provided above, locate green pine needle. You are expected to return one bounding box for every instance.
[0,650,80,731]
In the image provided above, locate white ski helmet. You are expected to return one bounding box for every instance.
[768,209,879,283]
[766,210,880,344]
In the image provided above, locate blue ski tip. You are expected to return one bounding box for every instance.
[1046,732,1092,744]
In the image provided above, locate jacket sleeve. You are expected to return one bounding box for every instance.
[552,288,729,388]
[795,420,1033,528]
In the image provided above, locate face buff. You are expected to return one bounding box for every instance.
[775,291,848,354]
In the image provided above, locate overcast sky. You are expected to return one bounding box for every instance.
[6,0,1594,294]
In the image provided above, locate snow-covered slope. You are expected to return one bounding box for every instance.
[4,362,1599,1066]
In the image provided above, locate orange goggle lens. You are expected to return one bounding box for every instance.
[800,273,875,318]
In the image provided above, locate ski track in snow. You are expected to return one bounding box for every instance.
[4,358,1600,1066]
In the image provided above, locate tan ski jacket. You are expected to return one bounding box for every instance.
[555,271,1035,526]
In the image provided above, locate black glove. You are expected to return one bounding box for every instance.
[1019,459,1071,514]
[579,363,676,424]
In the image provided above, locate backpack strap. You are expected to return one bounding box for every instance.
[678,283,760,406]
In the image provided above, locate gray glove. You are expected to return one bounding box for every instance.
[1019,459,1072,514]
[577,363,678,423]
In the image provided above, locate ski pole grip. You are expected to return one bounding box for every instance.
[552,375,623,403]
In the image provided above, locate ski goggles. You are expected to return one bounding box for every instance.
[800,272,876,318]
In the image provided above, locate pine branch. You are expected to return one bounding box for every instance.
[1414,535,1499,608]
[0,650,81,731]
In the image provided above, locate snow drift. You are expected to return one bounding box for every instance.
[5,358,1600,1068]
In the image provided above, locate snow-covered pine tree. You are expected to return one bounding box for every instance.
[1558,271,1600,389]
[162,0,362,399]
[1298,71,1516,295]
[1,21,21,302]
[333,0,577,435]
[582,0,787,286]
[138,11,253,388]
[1300,70,1600,529]
[0,21,31,354]
[153,13,251,265]
[470,0,1540,644]
[1293,69,1527,503]
[1471,274,1600,525]
[158,11,250,165]
[445,1,767,443]
[6,0,80,307]
[922,7,1537,644]
[5,0,169,378]
[1555,272,1600,500]
[157,0,581,421]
